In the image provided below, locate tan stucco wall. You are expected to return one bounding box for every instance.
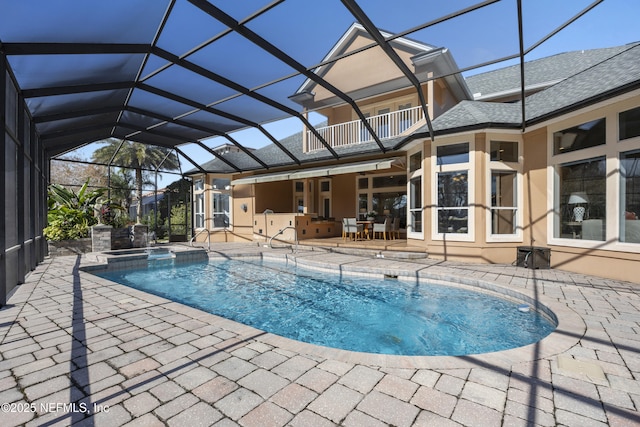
[313,36,415,103]
[521,127,548,247]
[255,181,293,213]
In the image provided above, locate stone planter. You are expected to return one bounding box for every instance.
[48,238,92,257]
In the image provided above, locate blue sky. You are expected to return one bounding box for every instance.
[67,0,640,188]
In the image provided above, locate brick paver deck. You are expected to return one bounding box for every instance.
[1,243,639,426]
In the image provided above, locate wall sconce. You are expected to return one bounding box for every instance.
[240,203,248,212]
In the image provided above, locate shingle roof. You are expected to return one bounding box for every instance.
[465,44,638,100]
[192,42,640,174]
[525,43,640,122]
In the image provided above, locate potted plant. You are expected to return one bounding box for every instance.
[366,210,377,221]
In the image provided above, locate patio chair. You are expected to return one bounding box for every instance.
[343,218,363,240]
[372,218,391,240]
[391,217,400,239]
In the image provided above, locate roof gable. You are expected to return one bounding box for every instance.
[292,23,436,108]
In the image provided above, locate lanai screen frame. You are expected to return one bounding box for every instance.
[0,0,604,304]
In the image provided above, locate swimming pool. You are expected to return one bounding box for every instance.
[94,258,556,356]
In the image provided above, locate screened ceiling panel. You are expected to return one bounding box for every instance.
[26,89,131,117]
[175,110,245,134]
[0,1,170,43]
[245,0,354,66]
[188,32,298,90]
[8,54,145,90]
[143,65,240,106]
[214,94,289,125]
[36,112,121,135]
[155,0,228,54]
[0,0,622,172]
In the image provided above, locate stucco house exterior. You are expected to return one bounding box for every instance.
[187,23,640,283]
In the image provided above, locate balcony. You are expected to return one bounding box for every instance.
[306,105,425,152]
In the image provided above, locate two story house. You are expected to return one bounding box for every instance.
[188,23,640,283]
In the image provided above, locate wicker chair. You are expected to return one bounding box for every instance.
[343,218,363,240]
[372,218,391,240]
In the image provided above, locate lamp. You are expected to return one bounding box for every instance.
[568,192,589,222]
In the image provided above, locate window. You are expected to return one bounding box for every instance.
[294,180,304,213]
[437,142,469,165]
[212,193,229,228]
[319,179,331,219]
[556,157,606,240]
[408,149,423,236]
[212,178,230,190]
[548,108,640,250]
[433,142,472,239]
[193,177,205,229]
[620,106,640,141]
[553,118,605,155]
[358,173,406,226]
[620,150,640,243]
[488,139,521,238]
[194,193,205,228]
[491,171,517,234]
[398,103,413,133]
[490,140,518,162]
[437,171,468,234]
[409,177,422,233]
[211,177,231,229]
[409,151,422,173]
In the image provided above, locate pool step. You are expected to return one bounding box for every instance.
[302,245,429,260]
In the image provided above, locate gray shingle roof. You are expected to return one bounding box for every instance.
[191,42,640,174]
[525,43,640,122]
[465,44,638,99]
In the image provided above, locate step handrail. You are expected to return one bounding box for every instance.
[268,226,298,252]
[190,229,211,251]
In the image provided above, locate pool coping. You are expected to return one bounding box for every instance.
[80,245,585,370]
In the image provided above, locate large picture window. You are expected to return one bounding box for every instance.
[358,173,406,227]
[556,157,606,240]
[433,141,472,239]
[621,150,640,243]
[437,171,468,234]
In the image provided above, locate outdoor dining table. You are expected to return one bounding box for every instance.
[356,220,375,239]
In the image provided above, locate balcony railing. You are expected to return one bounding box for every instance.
[307,105,424,152]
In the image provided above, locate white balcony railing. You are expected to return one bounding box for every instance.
[307,105,424,152]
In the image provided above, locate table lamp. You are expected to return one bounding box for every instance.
[568,192,589,222]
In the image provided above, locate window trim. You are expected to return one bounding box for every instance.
[486,136,523,243]
[431,139,475,242]
[210,176,232,230]
[407,145,424,239]
[547,103,640,252]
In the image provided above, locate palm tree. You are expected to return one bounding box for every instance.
[92,139,180,223]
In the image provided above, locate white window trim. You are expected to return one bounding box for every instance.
[431,140,475,242]
[193,175,206,230]
[486,137,523,243]
[407,146,424,240]
[355,173,407,218]
[319,179,332,218]
[546,103,640,253]
[211,176,232,230]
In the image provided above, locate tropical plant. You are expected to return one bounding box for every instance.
[164,203,191,238]
[44,179,105,241]
[92,139,180,223]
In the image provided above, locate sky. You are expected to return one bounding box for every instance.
[63,0,640,189]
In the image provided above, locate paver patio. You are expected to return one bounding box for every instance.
[1,242,639,426]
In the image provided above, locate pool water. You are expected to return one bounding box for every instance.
[95,259,556,356]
